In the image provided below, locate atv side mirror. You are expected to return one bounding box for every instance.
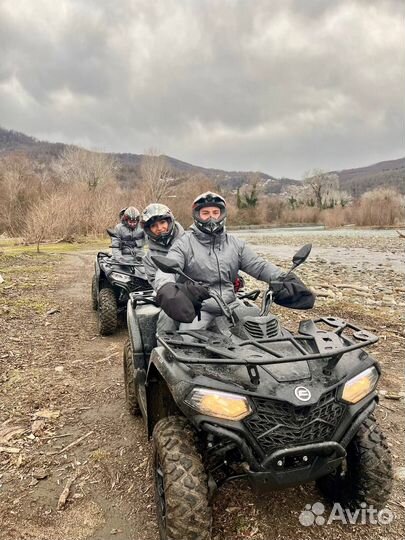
[292,244,312,268]
[282,244,312,278]
[151,255,182,275]
[106,228,117,238]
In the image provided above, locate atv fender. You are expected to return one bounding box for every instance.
[144,344,196,437]
[94,257,101,284]
[127,302,160,357]
[96,256,110,288]
[145,359,180,437]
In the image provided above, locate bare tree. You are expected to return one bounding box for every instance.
[304,169,339,209]
[0,154,44,235]
[26,194,61,252]
[138,149,172,206]
[53,146,118,189]
[161,173,216,226]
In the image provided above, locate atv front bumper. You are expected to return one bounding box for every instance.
[203,422,346,490]
[201,400,376,491]
[246,441,346,490]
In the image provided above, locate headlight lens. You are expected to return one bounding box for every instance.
[342,367,379,404]
[110,272,132,283]
[185,388,252,421]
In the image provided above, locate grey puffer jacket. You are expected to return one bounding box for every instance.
[154,225,282,314]
[143,222,184,288]
[111,223,145,259]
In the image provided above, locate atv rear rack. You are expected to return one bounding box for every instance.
[157,317,378,375]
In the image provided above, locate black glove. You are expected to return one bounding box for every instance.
[271,272,316,310]
[156,283,198,323]
[178,282,210,312]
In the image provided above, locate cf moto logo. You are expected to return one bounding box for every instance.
[295,386,312,402]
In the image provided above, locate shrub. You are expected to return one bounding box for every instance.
[351,188,404,226]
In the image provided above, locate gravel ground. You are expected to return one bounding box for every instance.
[0,228,404,540]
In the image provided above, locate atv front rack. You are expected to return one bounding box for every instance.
[157,317,378,377]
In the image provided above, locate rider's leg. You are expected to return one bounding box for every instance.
[156,310,178,333]
[179,310,215,331]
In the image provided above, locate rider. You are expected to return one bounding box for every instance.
[111,206,145,260]
[154,192,315,329]
[140,203,184,288]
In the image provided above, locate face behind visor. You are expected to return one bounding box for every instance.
[141,203,175,246]
[122,206,140,229]
[192,192,227,235]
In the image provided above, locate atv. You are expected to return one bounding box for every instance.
[92,229,152,335]
[123,245,392,540]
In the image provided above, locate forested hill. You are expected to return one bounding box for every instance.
[1,126,404,195]
[333,158,405,196]
[0,127,298,194]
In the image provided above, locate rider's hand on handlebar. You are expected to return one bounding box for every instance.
[271,272,315,310]
[270,273,288,295]
[179,282,210,310]
[156,283,197,323]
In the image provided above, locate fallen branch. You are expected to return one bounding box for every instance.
[95,351,120,364]
[43,433,74,440]
[335,284,369,292]
[313,290,334,297]
[380,403,397,413]
[0,446,20,454]
[48,430,94,456]
[396,230,405,239]
[57,474,78,510]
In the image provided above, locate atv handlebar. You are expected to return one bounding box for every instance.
[206,287,235,323]
[151,244,312,322]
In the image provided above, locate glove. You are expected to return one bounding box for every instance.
[178,282,210,312]
[156,283,197,323]
[271,272,316,310]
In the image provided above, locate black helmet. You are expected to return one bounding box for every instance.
[141,203,175,246]
[122,206,140,230]
[192,191,227,235]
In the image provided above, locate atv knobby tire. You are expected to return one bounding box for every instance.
[98,287,117,335]
[152,416,211,540]
[91,274,98,311]
[123,338,140,415]
[317,415,393,509]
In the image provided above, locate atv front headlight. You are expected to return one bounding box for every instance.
[342,367,379,404]
[110,272,132,283]
[185,388,252,421]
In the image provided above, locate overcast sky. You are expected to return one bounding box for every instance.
[0,0,403,178]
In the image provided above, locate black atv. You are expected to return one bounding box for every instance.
[123,245,392,540]
[91,229,152,335]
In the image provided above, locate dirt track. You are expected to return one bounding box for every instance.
[0,235,404,540]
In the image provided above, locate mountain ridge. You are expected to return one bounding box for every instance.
[1,126,404,195]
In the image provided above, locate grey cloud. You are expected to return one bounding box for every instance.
[0,0,403,177]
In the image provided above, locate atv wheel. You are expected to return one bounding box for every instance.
[152,416,211,540]
[91,274,98,310]
[317,415,393,509]
[98,288,117,335]
[123,338,140,415]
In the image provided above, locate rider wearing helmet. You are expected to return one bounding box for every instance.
[155,191,315,329]
[112,206,145,260]
[141,203,184,288]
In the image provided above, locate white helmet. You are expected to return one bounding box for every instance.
[122,206,140,230]
[192,191,227,235]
